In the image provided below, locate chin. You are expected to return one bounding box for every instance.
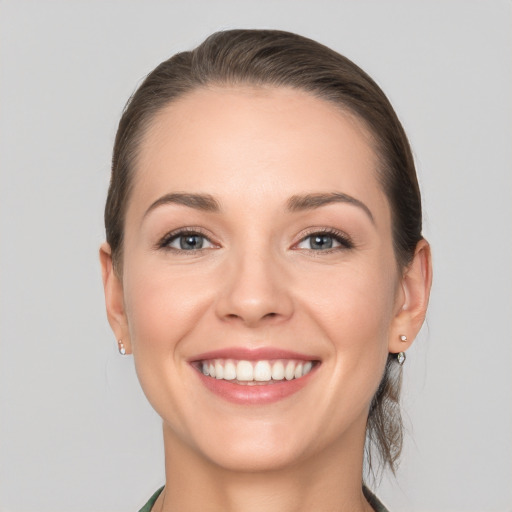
[180,410,333,475]
[160,410,306,474]
[201,438,305,473]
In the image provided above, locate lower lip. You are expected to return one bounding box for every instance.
[194,366,318,405]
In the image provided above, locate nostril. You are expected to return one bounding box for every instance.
[224,311,279,324]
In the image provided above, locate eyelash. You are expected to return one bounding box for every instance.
[294,228,354,252]
[157,228,216,252]
[156,228,354,253]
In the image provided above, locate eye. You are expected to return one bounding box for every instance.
[296,231,352,251]
[160,231,215,251]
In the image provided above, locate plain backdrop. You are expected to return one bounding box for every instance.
[0,1,511,511]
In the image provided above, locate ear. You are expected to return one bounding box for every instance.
[389,239,433,354]
[99,242,132,354]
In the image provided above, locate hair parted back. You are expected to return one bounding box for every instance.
[105,29,423,477]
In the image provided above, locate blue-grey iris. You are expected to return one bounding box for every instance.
[310,234,333,250]
[180,235,204,250]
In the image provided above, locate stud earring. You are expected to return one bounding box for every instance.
[399,335,408,342]
[397,351,406,365]
[118,339,126,355]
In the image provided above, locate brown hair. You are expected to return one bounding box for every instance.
[105,29,423,476]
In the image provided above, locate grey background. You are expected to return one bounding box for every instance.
[1,1,511,511]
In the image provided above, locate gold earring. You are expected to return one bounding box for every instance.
[397,352,406,365]
[399,334,408,342]
[118,339,126,355]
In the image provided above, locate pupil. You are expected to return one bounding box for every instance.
[311,235,333,250]
[180,235,203,250]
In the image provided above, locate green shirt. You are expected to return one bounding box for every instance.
[138,485,389,512]
[138,487,164,512]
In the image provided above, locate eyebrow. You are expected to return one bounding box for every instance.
[143,191,374,223]
[144,193,221,218]
[287,192,374,224]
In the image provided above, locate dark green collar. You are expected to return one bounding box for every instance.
[363,485,390,512]
[138,486,164,512]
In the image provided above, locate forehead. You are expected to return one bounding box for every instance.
[139,85,376,167]
[130,85,389,222]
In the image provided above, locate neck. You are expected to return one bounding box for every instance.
[154,420,374,512]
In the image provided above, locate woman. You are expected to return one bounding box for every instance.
[100,29,432,512]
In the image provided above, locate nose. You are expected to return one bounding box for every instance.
[215,248,294,327]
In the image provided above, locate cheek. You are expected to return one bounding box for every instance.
[120,257,219,433]
[296,257,398,397]
[299,257,398,340]
[123,260,214,353]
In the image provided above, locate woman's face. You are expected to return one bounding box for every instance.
[116,86,406,471]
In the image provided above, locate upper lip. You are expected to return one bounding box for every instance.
[189,347,319,362]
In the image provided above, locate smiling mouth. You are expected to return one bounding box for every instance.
[195,358,317,385]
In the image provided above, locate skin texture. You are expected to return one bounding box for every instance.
[100,86,432,512]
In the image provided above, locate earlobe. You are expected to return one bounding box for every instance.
[99,242,132,354]
[389,239,433,354]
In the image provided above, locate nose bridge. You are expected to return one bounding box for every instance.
[216,240,293,326]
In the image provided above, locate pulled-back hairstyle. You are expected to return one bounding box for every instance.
[105,29,423,476]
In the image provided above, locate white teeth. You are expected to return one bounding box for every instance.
[200,358,316,383]
[224,361,237,380]
[215,361,224,379]
[254,361,272,381]
[236,360,253,381]
[285,361,295,380]
[271,361,285,380]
